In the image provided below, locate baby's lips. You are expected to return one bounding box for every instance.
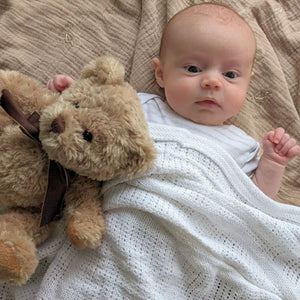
[195,98,221,108]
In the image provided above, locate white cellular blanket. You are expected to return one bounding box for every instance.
[1,124,300,300]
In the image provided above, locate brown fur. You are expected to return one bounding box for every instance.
[0,56,156,285]
[0,70,57,132]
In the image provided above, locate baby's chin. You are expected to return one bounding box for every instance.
[184,114,225,127]
[167,102,226,126]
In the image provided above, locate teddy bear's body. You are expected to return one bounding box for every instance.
[0,56,156,285]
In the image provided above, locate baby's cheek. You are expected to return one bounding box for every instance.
[231,90,247,112]
[167,79,193,99]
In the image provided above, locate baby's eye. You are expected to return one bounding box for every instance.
[223,71,238,79]
[185,66,201,73]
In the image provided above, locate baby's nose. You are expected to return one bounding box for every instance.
[51,116,65,133]
[200,77,222,90]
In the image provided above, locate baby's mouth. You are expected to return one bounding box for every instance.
[195,98,221,108]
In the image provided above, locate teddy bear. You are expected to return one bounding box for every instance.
[0,56,156,285]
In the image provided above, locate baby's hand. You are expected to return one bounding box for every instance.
[47,75,74,93]
[262,127,300,165]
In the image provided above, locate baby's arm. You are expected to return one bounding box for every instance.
[47,75,74,93]
[252,128,300,199]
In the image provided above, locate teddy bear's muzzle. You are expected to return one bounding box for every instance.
[51,116,65,133]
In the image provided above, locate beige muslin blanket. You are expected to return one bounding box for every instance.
[0,0,299,205]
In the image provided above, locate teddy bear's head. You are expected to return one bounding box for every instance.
[39,56,156,181]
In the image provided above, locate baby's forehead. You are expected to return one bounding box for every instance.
[159,4,255,58]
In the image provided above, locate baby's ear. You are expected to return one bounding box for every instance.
[152,57,164,88]
[80,56,125,85]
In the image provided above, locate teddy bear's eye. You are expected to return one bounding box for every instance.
[83,130,93,142]
[74,103,80,108]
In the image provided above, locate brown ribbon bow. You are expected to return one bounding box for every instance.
[0,89,73,226]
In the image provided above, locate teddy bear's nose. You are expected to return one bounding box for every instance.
[51,116,65,133]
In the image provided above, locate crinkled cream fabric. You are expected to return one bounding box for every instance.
[0,0,299,204]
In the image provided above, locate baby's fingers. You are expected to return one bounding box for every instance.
[265,131,274,142]
[287,144,300,158]
[47,79,56,92]
[272,127,285,144]
[277,138,298,157]
[275,133,290,152]
[53,75,73,91]
[47,75,74,93]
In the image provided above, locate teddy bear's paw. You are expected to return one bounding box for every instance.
[67,216,105,249]
[0,238,38,285]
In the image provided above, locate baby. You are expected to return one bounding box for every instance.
[48,3,299,200]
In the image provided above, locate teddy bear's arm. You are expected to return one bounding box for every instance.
[64,176,105,249]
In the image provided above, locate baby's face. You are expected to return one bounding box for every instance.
[153,14,256,126]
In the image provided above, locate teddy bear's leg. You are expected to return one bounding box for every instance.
[0,209,52,285]
[65,177,105,249]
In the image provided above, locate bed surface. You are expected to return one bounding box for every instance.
[0,0,299,205]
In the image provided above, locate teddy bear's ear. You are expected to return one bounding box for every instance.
[80,56,125,85]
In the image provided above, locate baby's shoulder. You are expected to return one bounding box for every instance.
[220,125,259,149]
[137,92,162,104]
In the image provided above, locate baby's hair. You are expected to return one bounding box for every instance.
[158,2,256,58]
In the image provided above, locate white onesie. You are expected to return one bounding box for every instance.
[138,93,260,176]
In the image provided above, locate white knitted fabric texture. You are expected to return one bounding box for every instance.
[1,124,300,299]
